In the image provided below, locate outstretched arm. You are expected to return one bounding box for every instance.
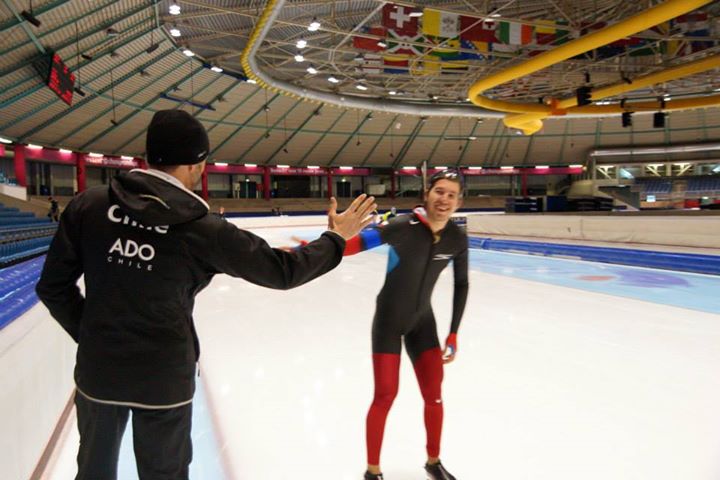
[209,194,376,289]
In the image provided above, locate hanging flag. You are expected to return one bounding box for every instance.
[352,26,387,51]
[386,29,424,56]
[469,40,492,54]
[382,3,419,37]
[422,9,459,38]
[424,55,468,73]
[425,36,460,60]
[498,21,533,45]
[535,20,558,45]
[358,53,382,74]
[458,39,486,60]
[383,56,409,74]
[674,12,713,53]
[459,16,498,42]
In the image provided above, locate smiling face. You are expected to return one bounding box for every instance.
[425,178,462,225]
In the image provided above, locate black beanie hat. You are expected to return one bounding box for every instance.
[146,110,209,165]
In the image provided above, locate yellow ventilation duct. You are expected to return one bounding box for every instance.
[467,0,717,134]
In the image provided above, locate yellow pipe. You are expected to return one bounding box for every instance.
[569,94,720,114]
[240,0,281,89]
[468,0,713,104]
[504,54,720,130]
[503,113,548,135]
[503,95,720,134]
[556,54,720,110]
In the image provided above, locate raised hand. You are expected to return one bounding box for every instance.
[328,194,377,240]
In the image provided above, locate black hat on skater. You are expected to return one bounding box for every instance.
[146,110,209,165]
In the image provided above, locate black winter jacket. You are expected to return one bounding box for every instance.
[36,169,345,407]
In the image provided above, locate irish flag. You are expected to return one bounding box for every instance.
[498,21,533,45]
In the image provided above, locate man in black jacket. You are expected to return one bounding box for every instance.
[35,109,376,480]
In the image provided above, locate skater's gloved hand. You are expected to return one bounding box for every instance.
[443,333,457,364]
[328,194,377,240]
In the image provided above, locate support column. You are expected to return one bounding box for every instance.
[390,171,396,199]
[262,167,271,201]
[326,169,333,199]
[76,153,86,193]
[521,173,528,197]
[13,145,26,187]
[201,169,209,200]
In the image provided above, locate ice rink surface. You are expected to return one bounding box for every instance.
[48,223,720,480]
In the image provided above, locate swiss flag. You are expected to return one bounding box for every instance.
[382,3,419,37]
[353,26,387,51]
[459,16,498,42]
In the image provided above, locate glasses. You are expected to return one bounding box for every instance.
[430,169,462,183]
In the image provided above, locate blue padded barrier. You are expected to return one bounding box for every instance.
[0,282,39,330]
[0,256,45,330]
[468,237,720,276]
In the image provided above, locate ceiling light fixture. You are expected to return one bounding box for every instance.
[170,28,181,37]
[296,39,307,49]
[20,4,41,28]
[306,65,317,74]
[388,90,397,95]
[27,144,42,149]
[308,17,320,31]
[182,48,195,57]
[328,76,340,83]
[356,84,368,91]
[169,3,181,15]
[211,65,223,73]
[294,53,305,62]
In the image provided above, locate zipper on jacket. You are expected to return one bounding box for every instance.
[417,233,436,312]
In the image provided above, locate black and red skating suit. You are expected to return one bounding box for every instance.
[344,207,469,465]
[345,207,469,359]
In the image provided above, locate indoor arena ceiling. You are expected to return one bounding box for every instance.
[0,0,719,167]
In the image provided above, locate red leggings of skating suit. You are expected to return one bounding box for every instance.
[413,347,444,459]
[366,348,444,465]
[366,353,400,465]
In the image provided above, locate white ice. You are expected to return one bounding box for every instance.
[46,224,720,480]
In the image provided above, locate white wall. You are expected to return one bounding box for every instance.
[467,214,720,249]
[0,305,76,480]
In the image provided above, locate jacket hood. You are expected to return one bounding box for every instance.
[110,170,208,226]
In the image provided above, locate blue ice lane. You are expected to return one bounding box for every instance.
[469,249,720,315]
[117,376,227,479]
[279,229,720,314]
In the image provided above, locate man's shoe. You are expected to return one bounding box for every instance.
[364,470,384,480]
[425,460,456,480]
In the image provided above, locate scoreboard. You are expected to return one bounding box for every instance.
[45,51,75,105]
